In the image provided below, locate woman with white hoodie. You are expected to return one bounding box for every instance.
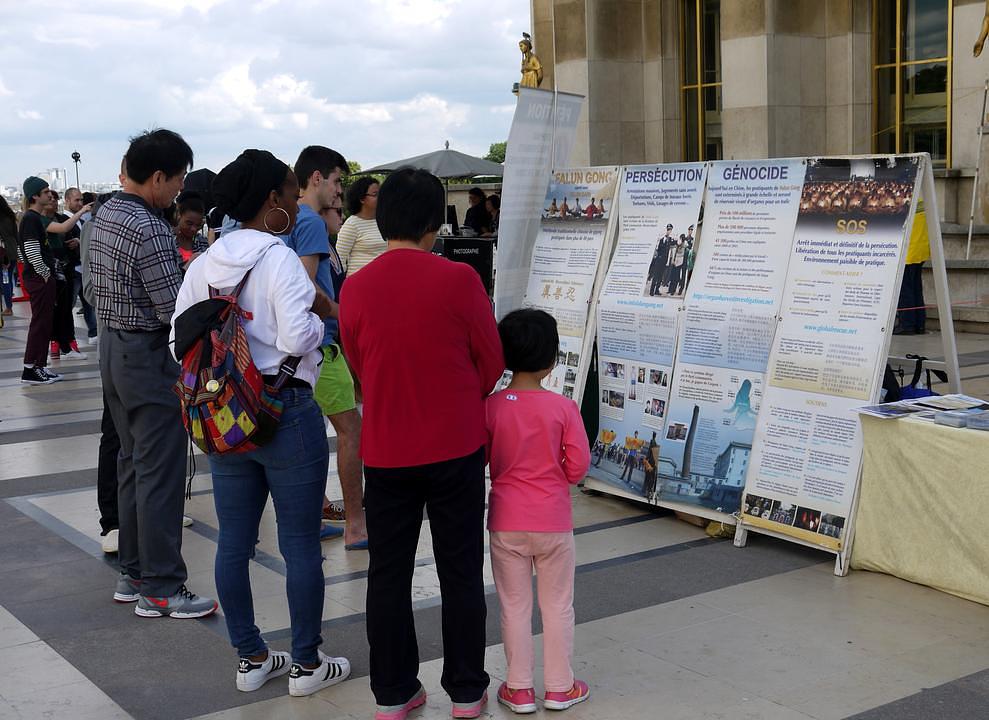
[172,150,350,697]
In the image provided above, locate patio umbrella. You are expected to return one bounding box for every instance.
[363,141,504,179]
[363,142,503,212]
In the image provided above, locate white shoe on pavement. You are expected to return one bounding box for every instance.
[101,529,119,554]
[237,650,291,692]
[288,651,351,696]
[61,348,87,361]
[182,515,193,527]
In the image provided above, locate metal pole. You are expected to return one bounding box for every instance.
[966,80,988,260]
[71,151,81,189]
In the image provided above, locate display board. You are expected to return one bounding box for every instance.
[657,160,805,521]
[585,163,707,503]
[736,157,922,559]
[495,88,585,320]
[521,167,619,402]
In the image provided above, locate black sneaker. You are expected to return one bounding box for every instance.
[21,367,56,385]
[40,367,63,382]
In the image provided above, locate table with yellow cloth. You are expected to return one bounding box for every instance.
[851,414,989,606]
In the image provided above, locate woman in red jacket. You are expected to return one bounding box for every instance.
[339,167,504,720]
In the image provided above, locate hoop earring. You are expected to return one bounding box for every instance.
[263,206,291,235]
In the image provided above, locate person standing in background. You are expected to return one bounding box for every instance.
[89,128,216,619]
[18,177,62,385]
[0,197,17,317]
[336,176,385,275]
[895,197,930,335]
[463,187,491,235]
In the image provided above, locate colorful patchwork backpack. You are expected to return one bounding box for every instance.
[172,269,300,455]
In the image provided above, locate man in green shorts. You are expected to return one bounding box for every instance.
[283,145,367,549]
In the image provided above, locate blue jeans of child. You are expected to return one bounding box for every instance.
[209,388,329,664]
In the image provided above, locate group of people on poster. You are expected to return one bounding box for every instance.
[646,223,695,297]
[542,196,607,220]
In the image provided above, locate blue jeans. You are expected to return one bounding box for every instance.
[72,273,97,337]
[209,389,329,664]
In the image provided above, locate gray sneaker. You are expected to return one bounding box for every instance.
[113,573,142,603]
[134,585,218,619]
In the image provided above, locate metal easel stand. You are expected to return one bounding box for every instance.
[966,80,989,261]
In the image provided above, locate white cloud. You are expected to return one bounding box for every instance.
[0,0,531,182]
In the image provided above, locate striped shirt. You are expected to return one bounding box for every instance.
[336,215,386,275]
[89,193,183,331]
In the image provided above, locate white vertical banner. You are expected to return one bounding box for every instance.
[495,88,584,319]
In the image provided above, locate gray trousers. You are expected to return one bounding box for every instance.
[101,327,188,597]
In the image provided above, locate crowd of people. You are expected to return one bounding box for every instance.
[3,128,592,720]
[798,178,913,215]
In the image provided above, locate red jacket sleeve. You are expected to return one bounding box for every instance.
[562,401,591,484]
[461,267,505,395]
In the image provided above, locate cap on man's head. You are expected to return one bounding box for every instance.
[23,176,49,200]
[666,223,673,230]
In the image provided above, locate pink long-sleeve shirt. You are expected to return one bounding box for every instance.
[485,389,592,532]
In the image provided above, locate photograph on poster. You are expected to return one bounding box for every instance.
[649,369,669,387]
[794,507,822,532]
[644,398,667,418]
[563,385,575,399]
[819,513,845,538]
[652,366,762,514]
[665,423,686,440]
[604,362,626,380]
[744,494,773,519]
[565,368,577,384]
[769,501,796,525]
[567,352,580,367]
[645,224,696,299]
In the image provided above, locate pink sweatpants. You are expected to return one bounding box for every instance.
[489,531,575,692]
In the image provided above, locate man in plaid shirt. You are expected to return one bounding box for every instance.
[89,129,217,619]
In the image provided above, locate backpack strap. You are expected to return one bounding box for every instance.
[205,250,304,389]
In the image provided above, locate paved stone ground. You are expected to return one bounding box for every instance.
[1,304,987,720]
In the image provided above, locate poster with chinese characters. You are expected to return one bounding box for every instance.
[654,160,804,520]
[586,164,707,499]
[522,166,619,400]
[741,157,920,551]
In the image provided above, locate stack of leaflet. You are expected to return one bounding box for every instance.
[856,394,989,421]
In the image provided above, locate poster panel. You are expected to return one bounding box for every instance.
[495,88,585,320]
[740,157,920,551]
[586,164,707,500]
[656,159,804,518]
[522,166,620,399]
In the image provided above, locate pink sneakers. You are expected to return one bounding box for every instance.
[374,686,427,720]
[497,683,537,714]
[451,691,487,718]
[543,680,590,711]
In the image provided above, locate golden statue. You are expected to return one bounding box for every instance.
[976,0,989,56]
[519,32,544,89]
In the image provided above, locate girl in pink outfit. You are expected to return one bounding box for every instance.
[486,309,592,714]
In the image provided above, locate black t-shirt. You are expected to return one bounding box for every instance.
[18,210,54,278]
[463,204,491,234]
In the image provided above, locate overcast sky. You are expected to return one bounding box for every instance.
[0,0,530,186]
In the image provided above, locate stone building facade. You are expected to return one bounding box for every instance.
[531,0,987,224]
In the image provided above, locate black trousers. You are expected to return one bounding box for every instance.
[896,262,926,332]
[52,273,76,350]
[97,392,121,534]
[364,447,489,706]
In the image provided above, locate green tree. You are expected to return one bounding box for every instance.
[484,142,507,164]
